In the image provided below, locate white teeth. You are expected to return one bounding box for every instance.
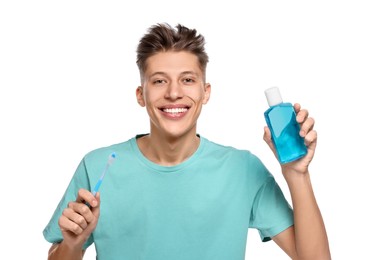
[163,108,188,114]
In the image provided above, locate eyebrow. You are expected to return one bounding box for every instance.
[149,71,199,78]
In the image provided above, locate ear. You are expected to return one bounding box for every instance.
[203,83,211,104]
[136,86,145,107]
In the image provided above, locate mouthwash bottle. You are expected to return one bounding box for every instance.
[264,87,307,164]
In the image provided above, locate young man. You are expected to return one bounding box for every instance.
[44,23,331,259]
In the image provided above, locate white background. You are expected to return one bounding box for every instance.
[1,0,364,259]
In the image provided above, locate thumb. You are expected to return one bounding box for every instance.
[82,192,101,238]
[263,126,275,153]
[91,192,101,218]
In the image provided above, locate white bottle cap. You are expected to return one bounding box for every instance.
[265,87,283,106]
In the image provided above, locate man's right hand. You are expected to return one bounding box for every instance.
[58,188,100,250]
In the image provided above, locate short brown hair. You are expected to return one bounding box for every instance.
[136,23,209,82]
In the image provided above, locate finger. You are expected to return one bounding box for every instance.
[263,126,275,152]
[62,207,88,230]
[296,108,309,124]
[300,117,315,137]
[293,103,301,114]
[91,192,101,219]
[304,129,317,147]
[79,193,101,236]
[68,201,95,223]
[76,188,98,208]
[263,126,271,143]
[58,213,84,235]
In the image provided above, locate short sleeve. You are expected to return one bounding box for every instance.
[42,158,94,249]
[249,176,294,242]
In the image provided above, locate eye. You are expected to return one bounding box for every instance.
[183,78,195,84]
[153,79,167,85]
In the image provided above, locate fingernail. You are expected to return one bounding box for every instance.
[92,200,97,207]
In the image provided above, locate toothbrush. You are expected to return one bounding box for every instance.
[91,152,116,196]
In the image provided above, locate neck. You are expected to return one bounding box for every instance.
[137,132,200,166]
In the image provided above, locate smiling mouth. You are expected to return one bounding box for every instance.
[159,106,190,118]
[161,107,189,114]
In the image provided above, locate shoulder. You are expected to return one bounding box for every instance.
[202,136,260,162]
[201,136,271,179]
[83,136,135,163]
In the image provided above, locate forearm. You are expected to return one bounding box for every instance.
[285,171,331,259]
[48,242,84,260]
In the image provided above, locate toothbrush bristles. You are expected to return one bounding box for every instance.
[108,152,116,164]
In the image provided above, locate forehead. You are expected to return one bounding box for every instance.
[145,51,202,76]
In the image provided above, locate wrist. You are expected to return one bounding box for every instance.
[282,168,311,185]
[48,241,84,260]
[60,240,84,258]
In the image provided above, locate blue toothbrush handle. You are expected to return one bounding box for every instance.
[92,179,103,195]
[86,152,116,206]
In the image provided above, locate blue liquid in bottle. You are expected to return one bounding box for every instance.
[264,87,307,164]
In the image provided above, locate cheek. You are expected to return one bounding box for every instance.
[143,90,163,110]
[188,89,206,103]
[183,87,205,100]
[144,91,158,105]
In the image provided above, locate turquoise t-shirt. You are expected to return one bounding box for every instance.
[43,135,293,259]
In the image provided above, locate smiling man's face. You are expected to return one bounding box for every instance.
[136,51,211,140]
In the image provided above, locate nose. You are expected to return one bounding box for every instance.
[165,81,183,100]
